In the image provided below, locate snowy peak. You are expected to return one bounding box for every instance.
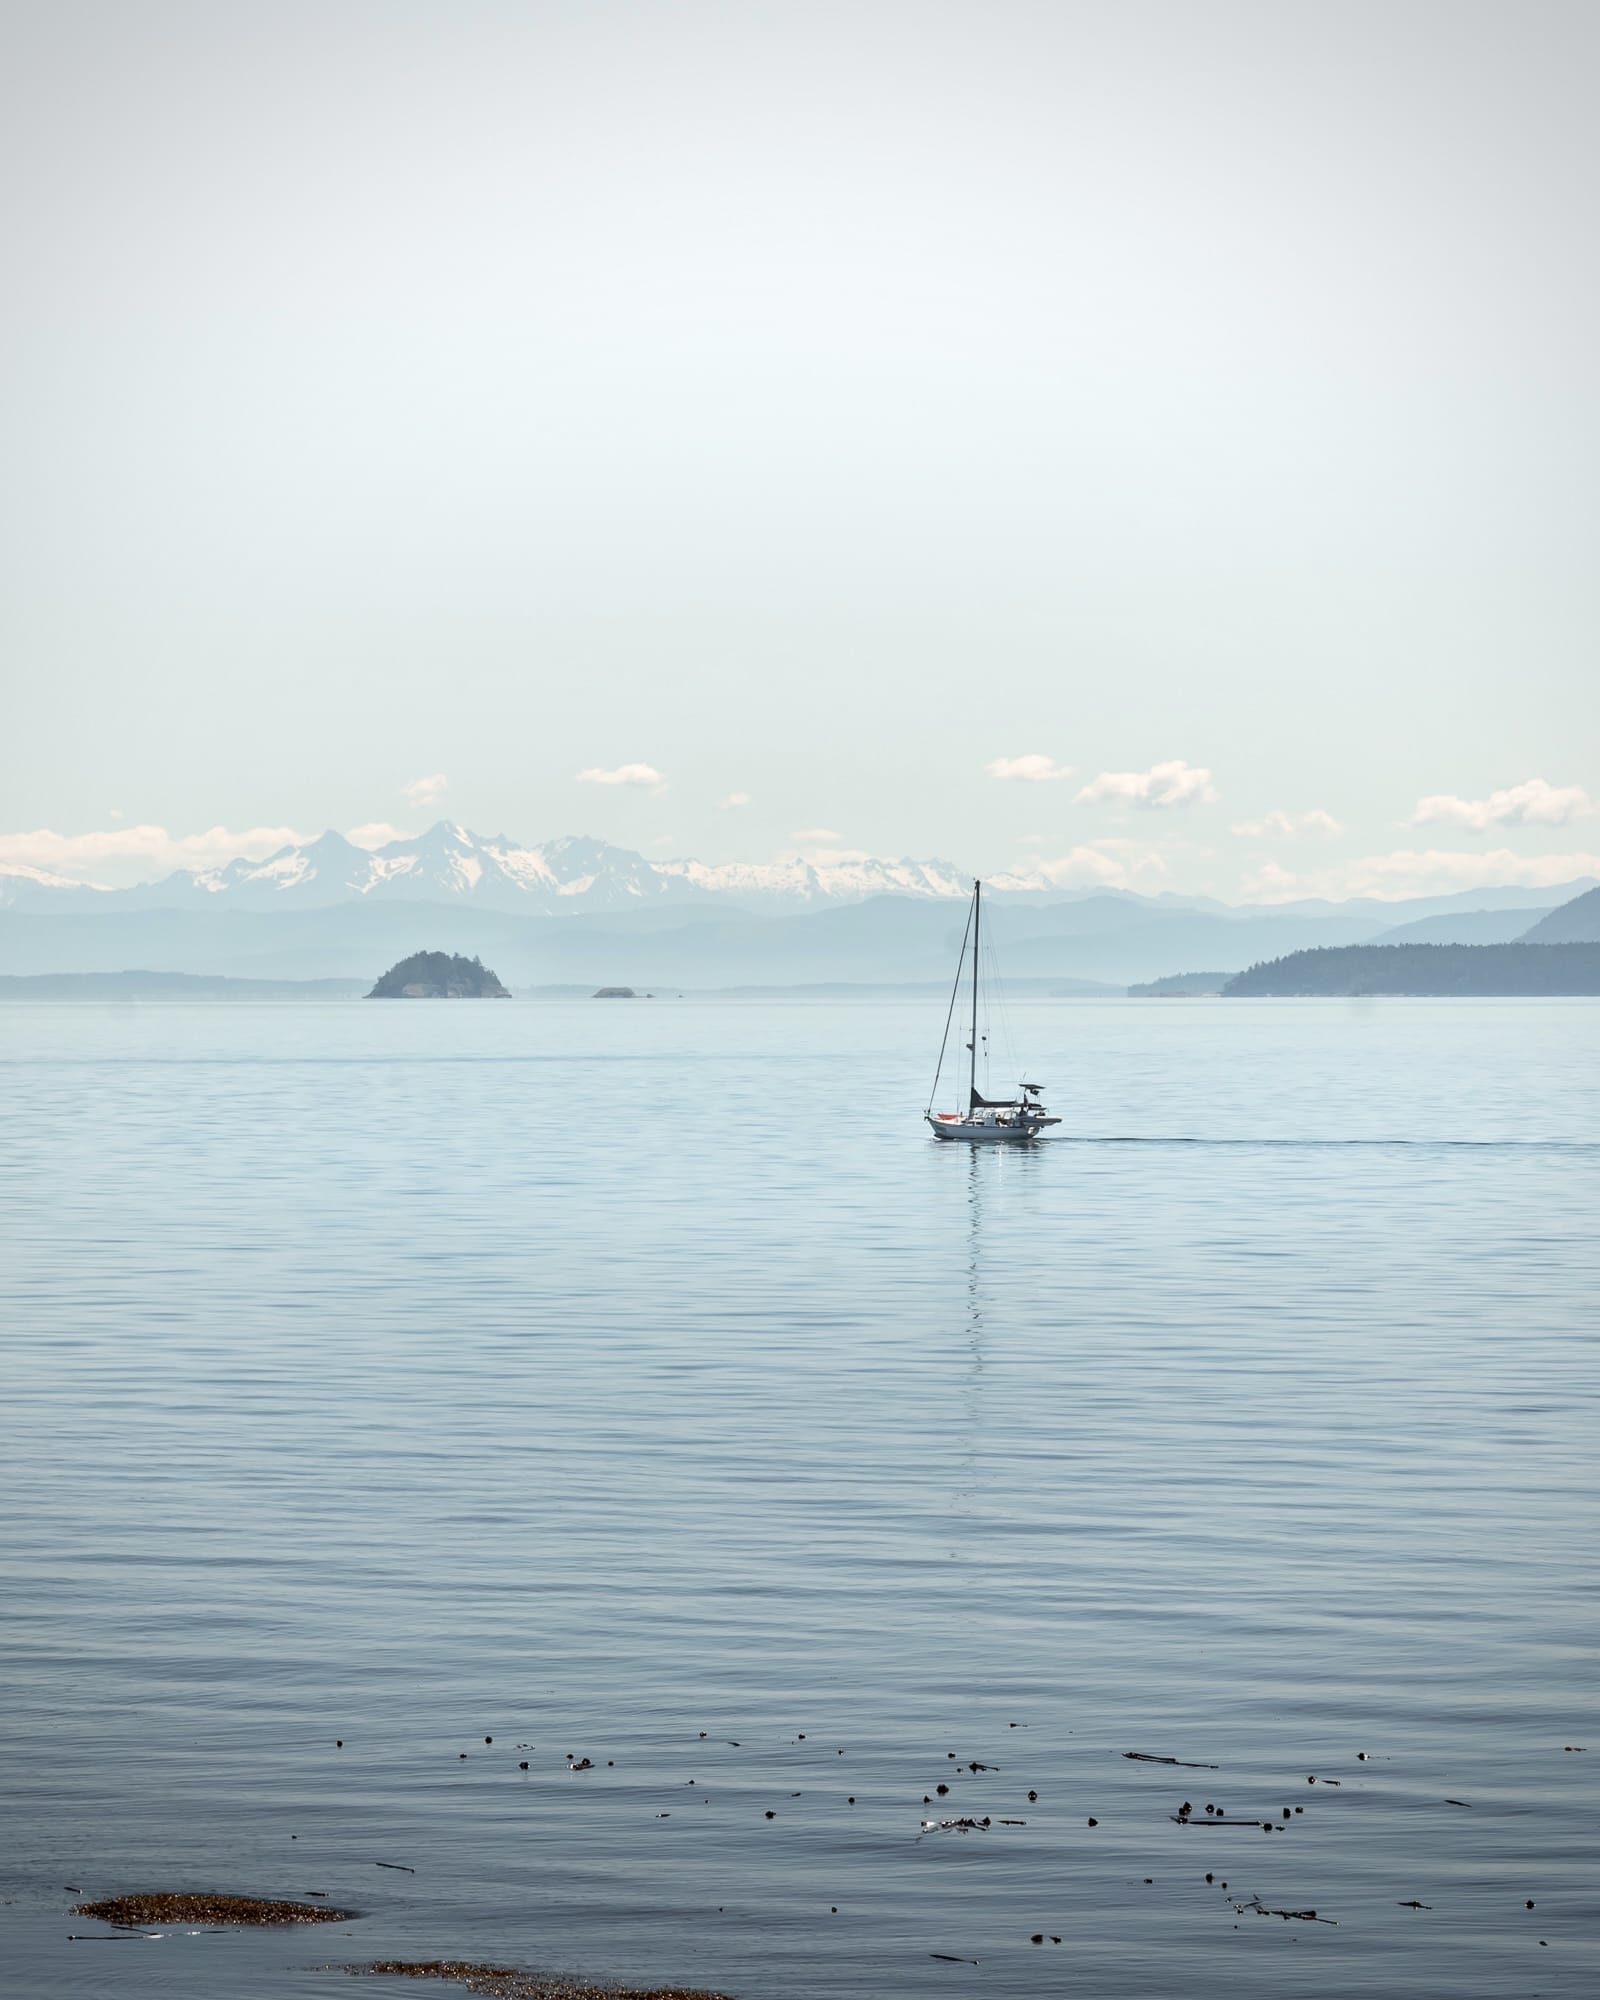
[656,853,971,905]
[184,830,370,901]
[484,832,709,907]
[0,863,111,906]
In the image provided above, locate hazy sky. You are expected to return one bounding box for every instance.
[2,0,1596,899]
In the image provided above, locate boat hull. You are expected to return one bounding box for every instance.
[926,1114,1060,1142]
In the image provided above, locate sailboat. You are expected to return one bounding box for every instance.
[925,879,1061,1141]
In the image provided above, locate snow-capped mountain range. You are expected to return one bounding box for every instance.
[0,823,981,915]
[3,824,1592,927]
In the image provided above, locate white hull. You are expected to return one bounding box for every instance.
[926,1113,1060,1142]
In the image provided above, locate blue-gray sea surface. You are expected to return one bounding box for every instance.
[2,998,1595,1999]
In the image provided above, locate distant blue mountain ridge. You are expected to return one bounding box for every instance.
[0,856,1593,990]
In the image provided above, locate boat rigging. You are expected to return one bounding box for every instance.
[925,879,1060,1141]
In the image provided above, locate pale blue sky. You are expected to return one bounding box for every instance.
[2,0,1595,899]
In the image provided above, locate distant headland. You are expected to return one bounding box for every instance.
[1223,941,1600,997]
[1136,887,1600,996]
[367,951,510,998]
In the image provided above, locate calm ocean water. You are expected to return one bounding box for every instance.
[2,997,1596,1999]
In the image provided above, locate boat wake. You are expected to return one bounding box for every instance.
[1055,1135,1597,1152]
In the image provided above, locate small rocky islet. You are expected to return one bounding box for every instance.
[366,952,510,999]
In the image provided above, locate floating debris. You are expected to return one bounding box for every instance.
[1122,1752,1218,1768]
[928,1953,979,1965]
[375,1863,416,1874]
[76,1894,355,1927]
[1397,1900,1432,1910]
[345,1964,733,1999]
[1233,1896,1335,1925]
[1171,1817,1274,1830]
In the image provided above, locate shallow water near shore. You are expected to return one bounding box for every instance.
[2,997,1596,1998]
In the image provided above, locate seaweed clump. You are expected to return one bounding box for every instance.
[348,1964,733,2000]
[76,1893,355,1926]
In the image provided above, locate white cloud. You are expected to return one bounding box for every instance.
[1241,848,1600,904]
[346,822,414,850]
[718,791,752,809]
[1231,808,1343,840]
[0,823,314,885]
[792,827,842,842]
[986,754,1074,783]
[1003,838,1173,891]
[401,772,449,807]
[1076,759,1217,808]
[1407,778,1594,832]
[575,762,666,789]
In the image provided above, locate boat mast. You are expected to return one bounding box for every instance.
[969,878,980,1110]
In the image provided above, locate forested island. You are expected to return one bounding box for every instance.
[1224,942,1600,997]
[367,951,510,998]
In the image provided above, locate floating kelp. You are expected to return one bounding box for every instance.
[346,1964,733,2000]
[75,1893,355,1926]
